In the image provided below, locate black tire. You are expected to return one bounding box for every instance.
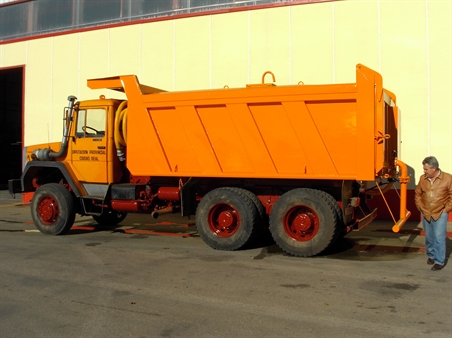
[196,187,258,251]
[92,210,127,227]
[236,188,267,224]
[312,189,344,241]
[31,183,76,235]
[234,188,272,242]
[269,188,339,257]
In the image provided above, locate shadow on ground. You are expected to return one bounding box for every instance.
[4,206,449,262]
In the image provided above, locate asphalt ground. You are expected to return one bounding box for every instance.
[1,190,451,337]
[1,189,451,254]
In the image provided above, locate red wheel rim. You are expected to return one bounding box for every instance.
[283,205,319,241]
[37,196,60,225]
[208,203,240,237]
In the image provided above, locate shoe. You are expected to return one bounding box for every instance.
[427,258,434,265]
[431,264,444,271]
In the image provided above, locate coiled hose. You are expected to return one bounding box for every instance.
[114,100,128,161]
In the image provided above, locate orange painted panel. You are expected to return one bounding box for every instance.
[306,100,358,176]
[248,103,310,175]
[282,101,336,176]
[197,105,255,174]
[89,64,398,181]
[174,106,222,174]
[149,107,202,174]
[70,137,108,183]
[225,103,276,173]
[126,100,171,175]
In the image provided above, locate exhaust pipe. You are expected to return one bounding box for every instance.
[151,207,174,219]
[32,96,77,161]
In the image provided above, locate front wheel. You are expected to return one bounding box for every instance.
[269,188,339,257]
[31,183,76,235]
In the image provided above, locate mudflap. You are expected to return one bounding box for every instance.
[8,179,22,195]
[345,195,378,232]
[351,207,378,231]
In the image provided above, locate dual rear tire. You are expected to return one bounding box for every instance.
[196,187,342,256]
[269,188,341,257]
[196,187,259,251]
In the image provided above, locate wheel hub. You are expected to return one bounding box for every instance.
[293,213,316,232]
[284,206,319,241]
[217,210,235,228]
[38,197,60,225]
[208,203,240,237]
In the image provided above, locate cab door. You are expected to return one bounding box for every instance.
[70,107,108,183]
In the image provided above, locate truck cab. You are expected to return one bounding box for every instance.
[68,97,124,192]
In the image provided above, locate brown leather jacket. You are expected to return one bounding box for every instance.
[415,171,452,221]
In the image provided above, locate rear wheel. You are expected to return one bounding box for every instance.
[314,189,344,240]
[269,188,338,257]
[31,183,76,235]
[236,188,272,242]
[238,188,267,224]
[196,187,258,251]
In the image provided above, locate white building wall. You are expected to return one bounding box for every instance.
[1,0,451,187]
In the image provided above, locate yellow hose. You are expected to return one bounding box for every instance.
[114,101,128,160]
[121,108,127,145]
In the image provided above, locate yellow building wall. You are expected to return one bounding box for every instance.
[334,1,380,81]
[79,30,110,90]
[0,0,451,185]
[51,34,79,142]
[25,39,54,142]
[211,11,249,88]
[291,2,335,84]
[380,0,428,171]
[428,0,452,168]
[141,20,175,90]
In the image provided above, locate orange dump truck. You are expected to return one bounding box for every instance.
[9,64,410,256]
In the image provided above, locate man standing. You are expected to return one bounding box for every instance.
[415,156,452,271]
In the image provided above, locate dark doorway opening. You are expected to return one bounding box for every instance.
[0,67,24,189]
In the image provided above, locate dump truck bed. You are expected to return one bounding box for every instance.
[88,64,397,181]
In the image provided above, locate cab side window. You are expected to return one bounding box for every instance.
[76,108,106,138]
